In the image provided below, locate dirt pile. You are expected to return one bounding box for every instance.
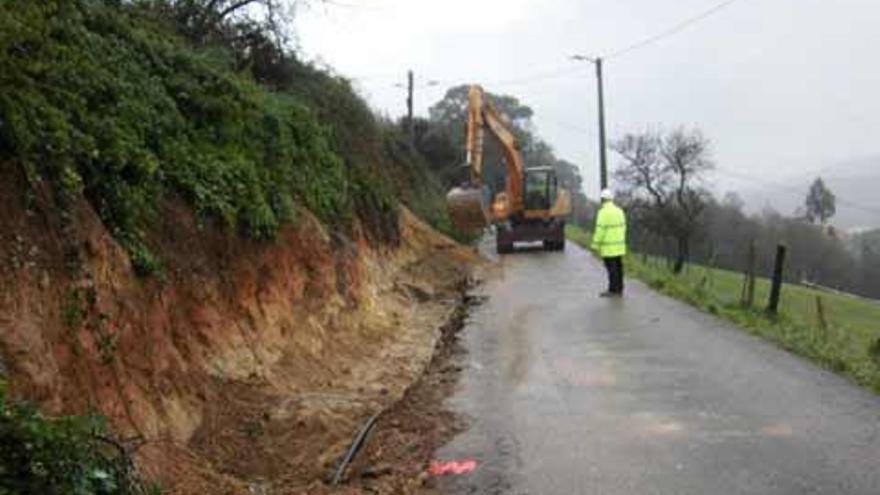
[0,166,477,492]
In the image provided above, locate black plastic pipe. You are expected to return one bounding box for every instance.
[331,412,381,485]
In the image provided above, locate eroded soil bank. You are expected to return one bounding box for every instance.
[0,167,479,493]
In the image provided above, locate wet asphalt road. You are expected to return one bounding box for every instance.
[436,243,880,494]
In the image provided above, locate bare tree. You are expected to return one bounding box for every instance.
[144,0,340,88]
[612,128,714,273]
[149,0,298,46]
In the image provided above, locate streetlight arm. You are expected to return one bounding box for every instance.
[570,54,597,63]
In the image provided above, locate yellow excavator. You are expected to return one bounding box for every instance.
[447,85,572,253]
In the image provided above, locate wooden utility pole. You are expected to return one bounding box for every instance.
[815,295,828,334]
[571,54,609,190]
[596,58,608,190]
[406,69,414,144]
[741,239,756,307]
[767,244,787,315]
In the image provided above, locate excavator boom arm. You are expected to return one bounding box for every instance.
[465,86,485,183]
[481,100,525,212]
[465,85,525,213]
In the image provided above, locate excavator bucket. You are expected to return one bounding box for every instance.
[446,185,488,231]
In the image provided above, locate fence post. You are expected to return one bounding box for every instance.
[767,244,787,315]
[747,241,757,306]
[815,295,828,335]
[741,240,756,307]
[702,248,717,289]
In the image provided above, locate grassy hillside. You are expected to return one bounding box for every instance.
[0,3,460,491]
[567,225,880,393]
[0,0,455,275]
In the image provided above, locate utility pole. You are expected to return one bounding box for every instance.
[396,71,438,146]
[572,54,609,191]
[406,69,414,145]
[595,57,608,190]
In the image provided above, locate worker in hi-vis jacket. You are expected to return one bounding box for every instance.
[591,188,627,297]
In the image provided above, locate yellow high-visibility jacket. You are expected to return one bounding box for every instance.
[591,201,627,258]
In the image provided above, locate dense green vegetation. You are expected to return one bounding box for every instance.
[0,382,156,495]
[567,225,880,393]
[0,0,459,275]
[0,1,326,271]
[0,2,460,487]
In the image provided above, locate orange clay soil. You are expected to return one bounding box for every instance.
[0,166,479,493]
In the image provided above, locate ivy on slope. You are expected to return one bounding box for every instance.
[0,0,370,274]
[278,60,456,242]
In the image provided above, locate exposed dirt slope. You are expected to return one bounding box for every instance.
[0,166,477,492]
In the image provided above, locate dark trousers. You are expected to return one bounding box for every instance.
[603,256,624,294]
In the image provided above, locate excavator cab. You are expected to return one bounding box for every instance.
[523,167,559,212]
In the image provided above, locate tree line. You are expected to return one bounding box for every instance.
[612,128,880,300]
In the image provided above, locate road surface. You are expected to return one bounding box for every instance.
[436,243,880,494]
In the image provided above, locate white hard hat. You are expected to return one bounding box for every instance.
[599,188,615,200]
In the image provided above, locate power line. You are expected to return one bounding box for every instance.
[351,1,749,81]
[606,0,747,60]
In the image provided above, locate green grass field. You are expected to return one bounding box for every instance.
[567,225,880,393]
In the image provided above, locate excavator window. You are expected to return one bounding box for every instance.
[524,169,558,211]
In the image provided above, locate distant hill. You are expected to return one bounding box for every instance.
[735,157,880,230]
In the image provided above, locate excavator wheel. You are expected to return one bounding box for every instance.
[543,240,564,251]
[495,225,514,254]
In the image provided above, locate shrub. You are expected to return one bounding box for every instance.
[0,382,155,494]
[0,0,355,271]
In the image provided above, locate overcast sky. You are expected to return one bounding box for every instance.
[293,0,880,208]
